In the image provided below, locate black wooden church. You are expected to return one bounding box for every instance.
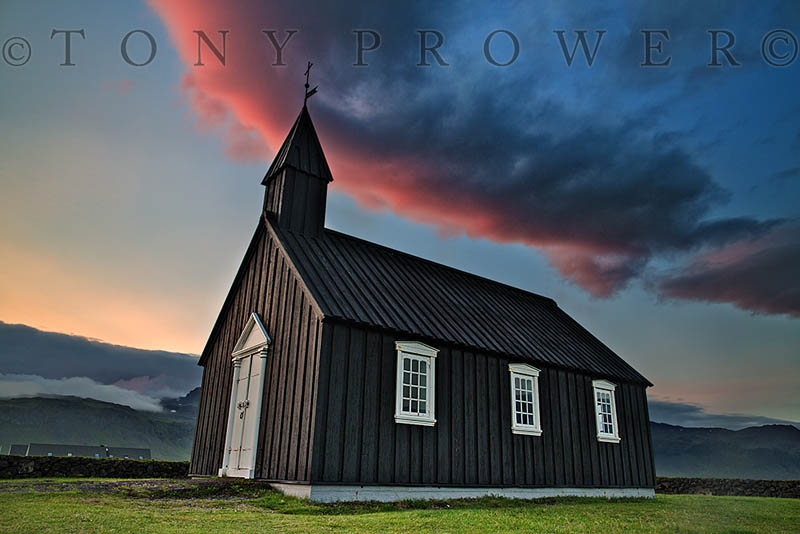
[190,99,656,501]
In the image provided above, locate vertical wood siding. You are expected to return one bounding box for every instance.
[189,222,322,480]
[311,321,655,488]
[264,167,328,238]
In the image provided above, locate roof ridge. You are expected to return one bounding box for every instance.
[320,227,557,306]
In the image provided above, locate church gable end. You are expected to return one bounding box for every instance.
[190,219,324,481]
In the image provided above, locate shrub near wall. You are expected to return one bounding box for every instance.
[656,477,800,498]
[0,454,189,479]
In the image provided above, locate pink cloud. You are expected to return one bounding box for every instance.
[146,0,786,309]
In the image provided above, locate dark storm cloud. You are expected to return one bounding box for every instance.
[649,400,800,430]
[657,222,800,317]
[151,0,795,304]
[290,1,784,296]
[321,78,779,295]
[0,322,201,397]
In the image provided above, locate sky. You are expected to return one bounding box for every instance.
[0,0,798,424]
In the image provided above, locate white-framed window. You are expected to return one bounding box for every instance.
[592,379,621,443]
[509,363,542,436]
[394,341,438,426]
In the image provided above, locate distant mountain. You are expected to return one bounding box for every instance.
[3,393,799,478]
[0,393,198,461]
[651,422,800,480]
[160,387,201,418]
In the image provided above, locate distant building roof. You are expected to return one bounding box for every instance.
[26,443,107,458]
[8,444,28,456]
[21,443,151,459]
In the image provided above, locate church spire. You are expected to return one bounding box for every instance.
[262,82,332,237]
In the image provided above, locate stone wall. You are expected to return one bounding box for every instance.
[656,476,800,498]
[0,454,189,479]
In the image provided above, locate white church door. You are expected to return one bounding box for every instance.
[227,354,260,473]
[219,313,271,479]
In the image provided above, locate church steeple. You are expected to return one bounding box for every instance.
[262,104,333,237]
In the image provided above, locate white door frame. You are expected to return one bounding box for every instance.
[219,312,271,478]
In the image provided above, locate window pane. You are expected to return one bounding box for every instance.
[511,372,539,430]
[594,387,616,436]
[398,353,435,419]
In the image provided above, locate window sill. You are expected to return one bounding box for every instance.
[395,415,436,427]
[512,427,542,437]
[597,435,621,443]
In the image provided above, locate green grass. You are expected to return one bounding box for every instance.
[1,479,798,533]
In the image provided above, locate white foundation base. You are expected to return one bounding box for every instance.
[269,483,655,503]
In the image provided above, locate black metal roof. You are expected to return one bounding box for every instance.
[266,215,651,385]
[262,105,333,184]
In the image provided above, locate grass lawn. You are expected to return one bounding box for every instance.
[1,479,798,533]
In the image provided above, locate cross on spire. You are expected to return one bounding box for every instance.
[303,61,318,105]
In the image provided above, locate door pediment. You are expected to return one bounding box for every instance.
[232,312,271,357]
